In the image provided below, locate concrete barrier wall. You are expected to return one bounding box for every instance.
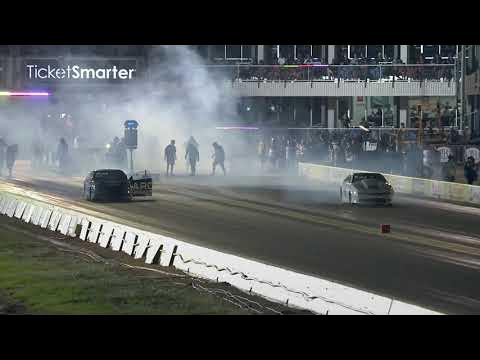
[299,162,480,206]
[0,189,441,315]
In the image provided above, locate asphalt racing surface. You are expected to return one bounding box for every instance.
[4,166,480,314]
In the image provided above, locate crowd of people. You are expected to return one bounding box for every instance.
[30,136,75,175]
[231,63,455,82]
[211,50,456,82]
[164,136,226,177]
[251,126,480,185]
[255,129,398,173]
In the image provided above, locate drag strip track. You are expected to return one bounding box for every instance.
[4,173,480,314]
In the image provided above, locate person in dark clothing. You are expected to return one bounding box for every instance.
[212,142,226,176]
[6,144,18,178]
[164,140,177,176]
[31,139,45,169]
[57,138,69,173]
[257,139,267,170]
[105,136,120,166]
[442,154,456,182]
[464,156,478,185]
[185,141,199,176]
[0,137,7,175]
[286,139,297,170]
[269,138,279,169]
[116,138,127,169]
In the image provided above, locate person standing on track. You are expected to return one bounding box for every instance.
[164,140,177,176]
[211,142,226,176]
[31,138,45,170]
[6,144,18,178]
[185,139,199,176]
[117,137,127,170]
[0,137,7,176]
[57,138,69,174]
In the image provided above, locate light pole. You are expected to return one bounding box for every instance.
[124,120,139,175]
[456,45,470,133]
[461,45,466,132]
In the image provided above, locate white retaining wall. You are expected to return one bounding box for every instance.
[298,162,480,205]
[0,190,440,315]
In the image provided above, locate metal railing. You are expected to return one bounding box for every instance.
[203,64,456,82]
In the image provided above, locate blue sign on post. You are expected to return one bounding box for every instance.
[124,120,139,174]
[124,120,139,129]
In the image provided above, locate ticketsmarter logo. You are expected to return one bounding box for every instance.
[26,64,136,80]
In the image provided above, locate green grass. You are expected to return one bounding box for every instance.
[0,216,249,315]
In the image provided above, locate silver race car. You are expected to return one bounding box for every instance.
[340,172,394,206]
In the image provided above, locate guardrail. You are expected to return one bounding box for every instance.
[299,162,480,205]
[202,64,456,82]
[0,185,440,315]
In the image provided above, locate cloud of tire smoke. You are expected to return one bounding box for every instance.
[1,45,258,176]
[78,45,242,173]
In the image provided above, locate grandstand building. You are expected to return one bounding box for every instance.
[194,45,460,131]
[0,45,471,134]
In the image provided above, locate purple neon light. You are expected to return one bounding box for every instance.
[0,91,50,96]
[216,126,259,130]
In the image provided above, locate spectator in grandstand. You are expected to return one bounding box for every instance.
[268,137,280,169]
[464,156,478,185]
[447,127,460,144]
[257,138,268,170]
[296,139,305,163]
[376,52,385,63]
[442,154,456,182]
[342,113,351,128]
[286,139,297,170]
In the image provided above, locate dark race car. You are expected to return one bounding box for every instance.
[83,169,152,201]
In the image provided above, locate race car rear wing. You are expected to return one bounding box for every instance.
[128,170,152,197]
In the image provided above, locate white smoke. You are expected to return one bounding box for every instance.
[1,45,251,175]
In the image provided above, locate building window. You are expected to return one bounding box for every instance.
[226,45,241,59]
[312,45,323,60]
[242,46,252,60]
[212,45,225,60]
[384,45,395,60]
[278,45,295,60]
[422,45,440,59]
[440,45,457,59]
[367,45,382,59]
[214,45,252,61]
[349,45,366,59]
[295,45,312,60]
[336,45,349,60]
